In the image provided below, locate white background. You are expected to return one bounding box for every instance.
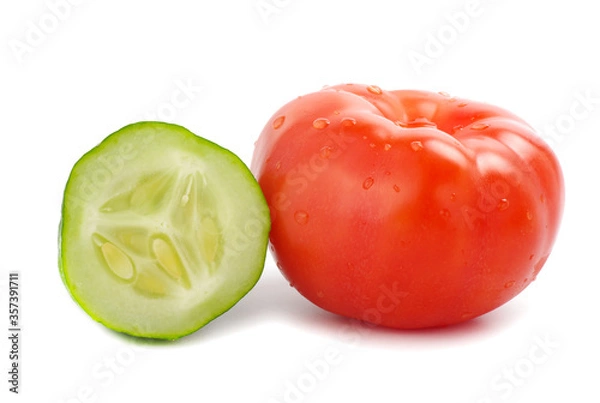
[1,1,599,402]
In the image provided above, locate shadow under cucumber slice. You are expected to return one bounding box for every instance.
[59,122,270,340]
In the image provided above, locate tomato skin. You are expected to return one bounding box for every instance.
[252,84,564,329]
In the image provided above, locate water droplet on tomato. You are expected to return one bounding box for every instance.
[341,117,357,127]
[450,192,457,201]
[438,91,451,97]
[362,177,374,190]
[457,102,468,107]
[497,198,510,211]
[333,110,340,115]
[369,142,376,148]
[294,210,309,225]
[393,184,400,192]
[504,280,515,288]
[272,115,285,129]
[275,161,281,170]
[404,118,436,128]
[533,255,549,274]
[526,210,533,220]
[471,123,490,131]
[453,124,464,132]
[411,141,424,151]
[367,85,382,95]
[319,145,333,159]
[384,143,392,151]
[439,209,451,218]
[312,118,330,130]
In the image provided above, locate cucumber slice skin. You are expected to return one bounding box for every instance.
[59,122,270,340]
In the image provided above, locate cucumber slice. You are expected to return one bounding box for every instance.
[59,122,270,340]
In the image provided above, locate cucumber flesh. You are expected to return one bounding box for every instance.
[59,122,270,340]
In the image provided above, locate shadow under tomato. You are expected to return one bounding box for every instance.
[321,296,529,350]
[108,263,529,346]
[190,264,528,346]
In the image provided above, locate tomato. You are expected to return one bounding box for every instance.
[251,84,564,329]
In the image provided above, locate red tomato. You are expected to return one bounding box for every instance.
[251,84,564,329]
